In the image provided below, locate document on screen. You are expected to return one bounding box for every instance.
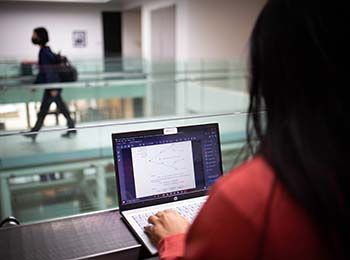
[131,141,196,198]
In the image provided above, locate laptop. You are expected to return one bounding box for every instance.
[111,123,223,255]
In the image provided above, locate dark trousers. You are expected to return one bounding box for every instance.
[32,90,75,131]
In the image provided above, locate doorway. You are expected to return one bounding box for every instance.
[102,12,122,72]
[150,5,176,116]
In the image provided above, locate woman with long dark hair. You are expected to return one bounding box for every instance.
[145,0,349,259]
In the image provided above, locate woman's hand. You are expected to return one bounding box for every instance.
[144,209,190,246]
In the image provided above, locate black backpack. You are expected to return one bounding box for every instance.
[54,52,78,82]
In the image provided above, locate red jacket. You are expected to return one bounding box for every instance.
[158,156,330,259]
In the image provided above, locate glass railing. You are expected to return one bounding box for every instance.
[0,59,248,132]
[0,58,244,75]
[0,112,250,224]
[0,59,251,224]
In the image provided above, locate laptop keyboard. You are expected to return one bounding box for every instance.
[132,200,204,229]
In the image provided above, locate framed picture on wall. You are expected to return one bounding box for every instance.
[73,31,87,48]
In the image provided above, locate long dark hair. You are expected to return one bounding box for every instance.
[247,0,349,257]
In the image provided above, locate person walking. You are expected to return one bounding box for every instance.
[25,27,76,141]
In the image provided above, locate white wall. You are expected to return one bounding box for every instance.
[122,10,142,58]
[0,0,265,62]
[184,0,265,60]
[139,0,264,116]
[0,2,121,61]
[151,5,176,60]
[141,0,266,62]
[141,0,186,61]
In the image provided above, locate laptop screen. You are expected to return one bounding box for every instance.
[112,123,223,208]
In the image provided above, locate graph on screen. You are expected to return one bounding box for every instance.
[132,141,196,198]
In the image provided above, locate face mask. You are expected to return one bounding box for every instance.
[31,38,41,45]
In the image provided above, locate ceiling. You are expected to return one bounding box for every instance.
[0,0,148,10]
[0,0,143,4]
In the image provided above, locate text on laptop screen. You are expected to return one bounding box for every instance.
[114,125,222,206]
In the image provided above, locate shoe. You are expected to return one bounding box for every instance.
[61,129,77,138]
[23,132,37,142]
